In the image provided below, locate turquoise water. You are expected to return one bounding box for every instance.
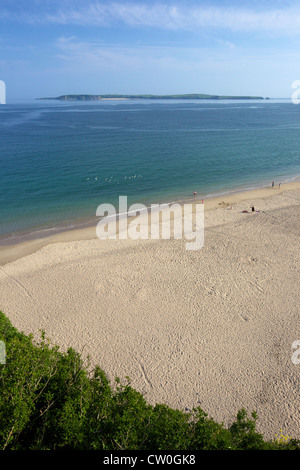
[0,99,299,240]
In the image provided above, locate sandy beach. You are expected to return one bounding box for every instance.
[0,181,299,441]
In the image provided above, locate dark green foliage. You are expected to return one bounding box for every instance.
[229,409,267,450]
[0,311,298,450]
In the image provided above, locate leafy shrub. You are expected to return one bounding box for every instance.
[0,311,298,450]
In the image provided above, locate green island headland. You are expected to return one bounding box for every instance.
[37,93,268,101]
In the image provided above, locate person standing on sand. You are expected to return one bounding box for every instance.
[272,181,275,188]
[279,183,281,189]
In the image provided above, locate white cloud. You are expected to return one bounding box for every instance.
[54,34,300,77]
[3,2,300,35]
[50,3,300,35]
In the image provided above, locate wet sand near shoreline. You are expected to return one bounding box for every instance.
[0,181,299,440]
[1,181,298,266]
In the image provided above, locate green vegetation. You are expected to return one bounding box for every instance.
[37,93,265,101]
[0,310,298,450]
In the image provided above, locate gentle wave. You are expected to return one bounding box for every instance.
[0,101,300,239]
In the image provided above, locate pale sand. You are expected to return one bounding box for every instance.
[0,181,299,440]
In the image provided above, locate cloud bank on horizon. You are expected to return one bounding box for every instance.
[1,0,300,99]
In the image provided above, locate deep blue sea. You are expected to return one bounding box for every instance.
[0,99,299,241]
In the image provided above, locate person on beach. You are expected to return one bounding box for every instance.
[272,181,275,188]
[279,183,281,189]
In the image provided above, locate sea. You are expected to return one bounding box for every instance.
[0,98,299,243]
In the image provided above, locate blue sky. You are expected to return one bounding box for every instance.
[1,0,300,99]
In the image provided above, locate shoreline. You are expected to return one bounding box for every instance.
[0,180,299,440]
[0,180,299,266]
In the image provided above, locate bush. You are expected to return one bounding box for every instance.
[0,311,298,450]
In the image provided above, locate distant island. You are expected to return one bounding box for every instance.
[37,93,267,101]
